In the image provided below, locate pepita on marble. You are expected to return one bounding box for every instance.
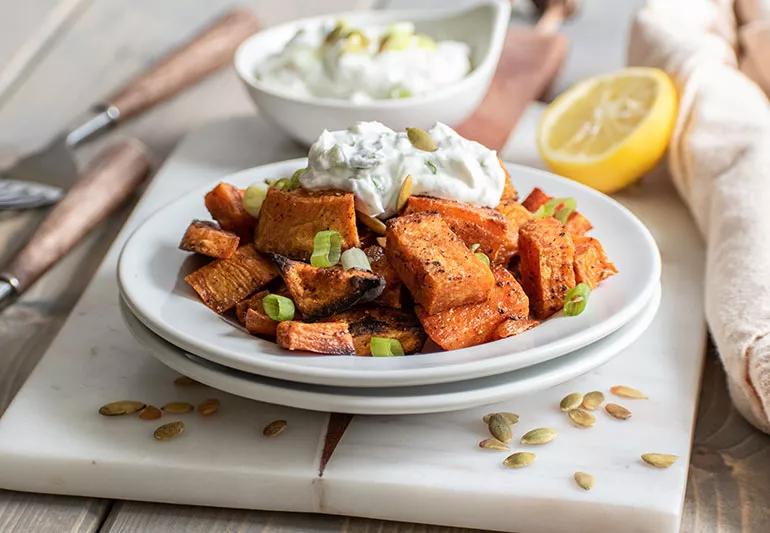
[482,412,519,425]
[574,471,594,490]
[503,452,536,469]
[605,403,632,420]
[581,391,604,410]
[487,414,512,443]
[520,427,557,445]
[197,398,220,416]
[138,405,162,421]
[641,453,678,468]
[162,402,194,414]
[610,385,647,399]
[559,392,584,412]
[98,400,146,417]
[263,419,287,437]
[567,408,596,428]
[479,438,509,451]
[154,421,184,441]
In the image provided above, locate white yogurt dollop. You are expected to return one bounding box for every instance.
[255,21,471,102]
[301,122,505,218]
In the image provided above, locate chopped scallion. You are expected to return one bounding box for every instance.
[340,247,371,271]
[425,160,437,174]
[554,198,577,224]
[310,230,342,267]
[474,252,490,266]
[243,185,267,217]
[564,283,590,316]
[469,243,481,253]
[262,294,295,322]
[370,337,405,357]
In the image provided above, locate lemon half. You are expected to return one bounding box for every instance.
[538,67,677,193]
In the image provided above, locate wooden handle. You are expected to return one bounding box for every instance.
[7,140,151,292]
[106,9,259,121]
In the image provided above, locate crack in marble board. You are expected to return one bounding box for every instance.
[319,413,354,477]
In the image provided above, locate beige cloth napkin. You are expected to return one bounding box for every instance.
[629,0,770,433]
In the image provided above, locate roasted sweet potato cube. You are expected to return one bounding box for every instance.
[254,188,359,261]
[404,196,516,265]
[416,266,529,350]
[179,220,240,259]
[573,235,618,288]
[184,245,279,314]
[204,183,255,240]
[270,254,384,319]
[364,245,402,308]
[490,318,540,341]
[495,201,533,255]
[323,306,426,356]
[518,218,577,319]
[235,290,268,325]
[521,187,592,236]
[276,321,355,355]
[385,213,494,315]
[245,307,278,337]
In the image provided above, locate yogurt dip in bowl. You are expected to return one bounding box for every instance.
[234,0,511,145]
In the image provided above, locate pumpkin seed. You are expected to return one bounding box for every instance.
[560,392,584,412]
[488,414,512,443]
[574,471,594,490]
[174,376,199,386]
[406,127,438,152]
[357,211,387,235]
[605,403,632,420]
[520,427,557,445]
[98,401,146,417]
[162,402,194,414]
[641,453,678,468]
[610,385,648,399]
[396,175,413,212]
[324,21,348,45]
[479,438,509,451]
[263,419,287,437]
[482,412,519,425]
[503,452,536,469]
[568,408,596,428]
[138,405,162,421]
[153,421,184,441]
[582,391,604,410]
[197,398,220,416]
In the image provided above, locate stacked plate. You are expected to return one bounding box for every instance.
[117,159,661,415]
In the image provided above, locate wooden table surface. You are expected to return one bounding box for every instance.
[0,1,768,532]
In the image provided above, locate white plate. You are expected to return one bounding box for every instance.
[121,284,660,415]
[118,159,661,388]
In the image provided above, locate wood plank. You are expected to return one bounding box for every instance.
[682,341,770,533]
[101,501,482,532]
[0,490,110,533]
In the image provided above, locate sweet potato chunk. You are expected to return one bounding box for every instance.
[323,307,426,355]
[573,235,617,288]
[521,187,592,235]
[518,218,577,319]
[416,266,529,350]
[491,318,540,341]
[204,183,255,240]
[404,196,516,265]
[255,188,359,260]
[235,290,268,325]
[179,220,240,259]
[385,213,495,315]
[495,200,533,255]
[245,307,278,337]
[184,245,279,314]
[364,245,402,308]
[270,254,384,319]
[276,321,355,355]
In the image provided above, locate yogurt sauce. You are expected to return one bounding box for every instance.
[301,121,506,218]
[255,21,471,103]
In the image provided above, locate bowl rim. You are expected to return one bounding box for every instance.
[233,0,511,110]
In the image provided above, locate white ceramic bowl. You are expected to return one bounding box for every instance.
[234,1,511,145]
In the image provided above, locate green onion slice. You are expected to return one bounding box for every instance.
[469,243,481,253]
[262,294,295,322]
[289,168,305,189]
[425,160,437,174]
[534,197,576,222]
[310,230,342,268]
[370,337,405,357]
[564,283,591,316]
[340,248,371,271]
[474,252,490,267]
[243,185,268,217]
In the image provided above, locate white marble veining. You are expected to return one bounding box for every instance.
[0,109,706,532]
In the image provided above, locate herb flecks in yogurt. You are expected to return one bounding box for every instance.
[255,21,471,102]
[301,121,506,218]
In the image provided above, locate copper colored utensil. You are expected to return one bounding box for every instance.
[455,0,575,150]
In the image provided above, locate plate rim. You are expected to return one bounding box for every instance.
[121,284,661,415]
[118,158,662,387]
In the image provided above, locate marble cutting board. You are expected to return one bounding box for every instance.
[0,109,706,533]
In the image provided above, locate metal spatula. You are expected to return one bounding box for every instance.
[0,8,260,210]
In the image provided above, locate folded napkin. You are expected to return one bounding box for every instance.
[629,0,770,433]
